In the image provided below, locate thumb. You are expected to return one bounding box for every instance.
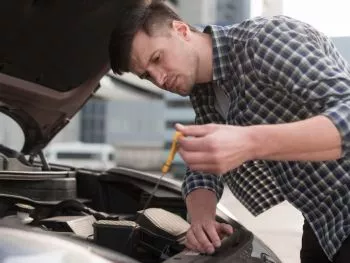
[218,223,234,236]
[175,123,216,137]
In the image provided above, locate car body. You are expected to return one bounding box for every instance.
[0,1,282,262]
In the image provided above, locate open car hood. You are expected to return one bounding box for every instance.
[0,0,135,154]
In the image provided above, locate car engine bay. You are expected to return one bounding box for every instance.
[0,146,280,263]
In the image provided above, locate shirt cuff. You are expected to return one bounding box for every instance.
[181,169,224,202]
[322,103,350,157]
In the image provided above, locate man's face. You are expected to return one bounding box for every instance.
[129,21,198,96]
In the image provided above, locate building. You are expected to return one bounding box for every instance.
[81,73,165,171]
[49,72,165,171]
[177,0,250,25]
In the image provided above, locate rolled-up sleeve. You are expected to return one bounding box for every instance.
[181,84,226,201]
[323,105,350,158]
[181,169,225,202]
[250,17,350,157]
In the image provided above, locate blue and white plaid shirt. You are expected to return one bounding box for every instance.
[181,16,350,260]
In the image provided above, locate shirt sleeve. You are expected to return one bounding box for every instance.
[181,84,226,202]
[250,16,350,157]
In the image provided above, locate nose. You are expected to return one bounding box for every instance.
[148,67,166,87]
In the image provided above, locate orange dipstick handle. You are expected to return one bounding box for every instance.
[161,131,183,174]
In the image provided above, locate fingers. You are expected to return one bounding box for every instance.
[185,222,226,254]
[217,223,234,239]
[177,149,226,174]
[175,123,217,138]
[192,224,215,254]
[175,123,221,152]
[177,149,211,164]
[205,224,222,248]
[178,136,210,152]
[185,228,201,252]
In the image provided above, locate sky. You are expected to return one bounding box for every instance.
[251,0,350,37]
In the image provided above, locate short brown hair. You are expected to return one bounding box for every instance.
[108,1,197,75]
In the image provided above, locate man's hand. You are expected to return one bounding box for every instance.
[176,116,342,167]
[185,189,233,254]
[186,218,233,254]
[176,123,255,175]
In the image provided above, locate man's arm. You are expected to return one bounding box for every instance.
[184,188,233,254]
[180,88,233,254]
[186,189,217,222]
[176,116,341,175]
[250,115,342,161]
[250,16,350,160]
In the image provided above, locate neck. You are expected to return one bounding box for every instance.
[194,32,213,84]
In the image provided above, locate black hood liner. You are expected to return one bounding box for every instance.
[0,0,140,91]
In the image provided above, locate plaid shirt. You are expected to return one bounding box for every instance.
[181,16,350,260]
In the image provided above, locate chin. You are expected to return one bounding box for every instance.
[176,89,190,97]
[176,84,192,97]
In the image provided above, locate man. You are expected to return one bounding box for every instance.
[108,1,350,262]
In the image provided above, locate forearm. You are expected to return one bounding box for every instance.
[186,189,217,222]
[265,149,340,161]
[250,115,342,161]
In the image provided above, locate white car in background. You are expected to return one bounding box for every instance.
[44,142,117,170]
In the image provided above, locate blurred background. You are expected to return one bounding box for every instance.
[1,1,350,262]
[2,0,350,176]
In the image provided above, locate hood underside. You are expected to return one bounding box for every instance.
[0,0,139,154]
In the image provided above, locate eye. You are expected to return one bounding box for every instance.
[153,53,161,63]
[140,72,152,81]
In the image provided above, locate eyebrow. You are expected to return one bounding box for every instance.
[138,51,157,79]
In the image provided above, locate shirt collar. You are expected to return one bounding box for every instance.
[203,25,232,81]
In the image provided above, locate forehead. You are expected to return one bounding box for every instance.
[130,30,154,74]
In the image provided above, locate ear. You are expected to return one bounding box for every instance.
[171,20,191,40]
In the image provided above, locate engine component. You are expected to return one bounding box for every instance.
[40,215,96,238]
[0,171,76,201]
[94,220,140,257]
